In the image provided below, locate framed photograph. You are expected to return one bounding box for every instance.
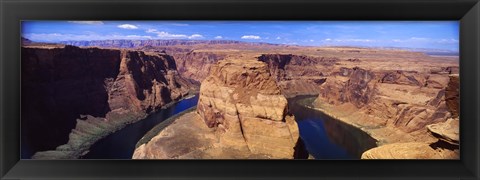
[1,0,479,179]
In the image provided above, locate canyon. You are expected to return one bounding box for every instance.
[133,58,306,159]
[22,39,460,159]
[22,44,194,159]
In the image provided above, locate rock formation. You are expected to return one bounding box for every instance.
[314,66,454,134]
[360,73,460,159]
[133,58,304,159]
[196,58,301,158]
[426,74,460,146]
[258,54,333,97]
[171,51,226,83]
[22,45,192,159]
[361,143,445,159]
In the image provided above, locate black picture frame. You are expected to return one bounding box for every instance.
[1,0,479,179]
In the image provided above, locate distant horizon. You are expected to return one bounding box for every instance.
[22,21,459,52]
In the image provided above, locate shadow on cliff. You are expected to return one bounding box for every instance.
[21,46,120,158]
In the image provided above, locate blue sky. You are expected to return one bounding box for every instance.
[22,21,459,51]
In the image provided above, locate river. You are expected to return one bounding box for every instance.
[80,94,376,159]
[288,95,377,159]
[80,95,199,159]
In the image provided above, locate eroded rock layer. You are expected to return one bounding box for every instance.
[197,59,301,158]
[133,58,304,159]
[314,67,452,133]
[171,51,226,83]
[22,45,192,158]
[258,54,332,97]
[359,73,460,159]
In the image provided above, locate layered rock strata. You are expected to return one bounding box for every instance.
[258,54,333,97]
[133,58,304,159]
[171,51,226,83]
[359,73,460,159]
[22,45,192,159]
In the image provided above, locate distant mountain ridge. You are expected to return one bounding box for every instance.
[59,39,280,48]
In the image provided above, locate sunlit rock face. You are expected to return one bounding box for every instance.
[258,54,332,97]
[360,142,444,159]
[171,51,227,83]
[314,65,455,134]
[196,58,301,158]
[360,73,460,159]
[132,58,305,159]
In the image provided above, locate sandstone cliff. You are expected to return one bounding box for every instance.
[171,51,226,83]
[133,58,305,159]
[314,66,453,134]
[360,73,460,159]
[258,54,332,97]
[22,45,192,159]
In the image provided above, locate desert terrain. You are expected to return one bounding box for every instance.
[22,39,459,159]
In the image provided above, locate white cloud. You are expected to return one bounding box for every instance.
[67,21,104,25]
[146,29,187,38]
[117,24,138,29]
[309,39,314,42]
[146,29,203,39]
[241,35,261,40]
[276,37,281,40]
[188,34,204,39]
[437,38,459,44]
[146,29,158,33]
[214,36,223,39]
[23,33,153,42]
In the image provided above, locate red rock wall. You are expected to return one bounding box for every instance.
[22,45,191,153]
[258,54,333,97]
[171,51,226,83]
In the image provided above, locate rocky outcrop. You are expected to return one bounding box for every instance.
[258,54,334,97]
[361,142,449,159]
[360,73,460,159]
[197,59,301,158]
[133,58,304,159]
[427,118,459,145]
[315,66,453,133]
[445,74,460,118]
[22,45,192,158]
[426,74,460,146]
[171,51,226,83]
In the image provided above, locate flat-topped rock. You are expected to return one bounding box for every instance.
[361,143,443,159]
[427,118,459,145]
[134,58,305,159]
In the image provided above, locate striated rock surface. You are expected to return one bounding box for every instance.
[133,58,304,159]
[427,74,460,146]
[171,51,226,83]
[427,118,459,145]
[445,74,460,118]
[359,73,460,159]
[361,142,454,159]
[196,58,301,158]
[314,66,453,134]
[258,54,333,97]
[22,45,192,158]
